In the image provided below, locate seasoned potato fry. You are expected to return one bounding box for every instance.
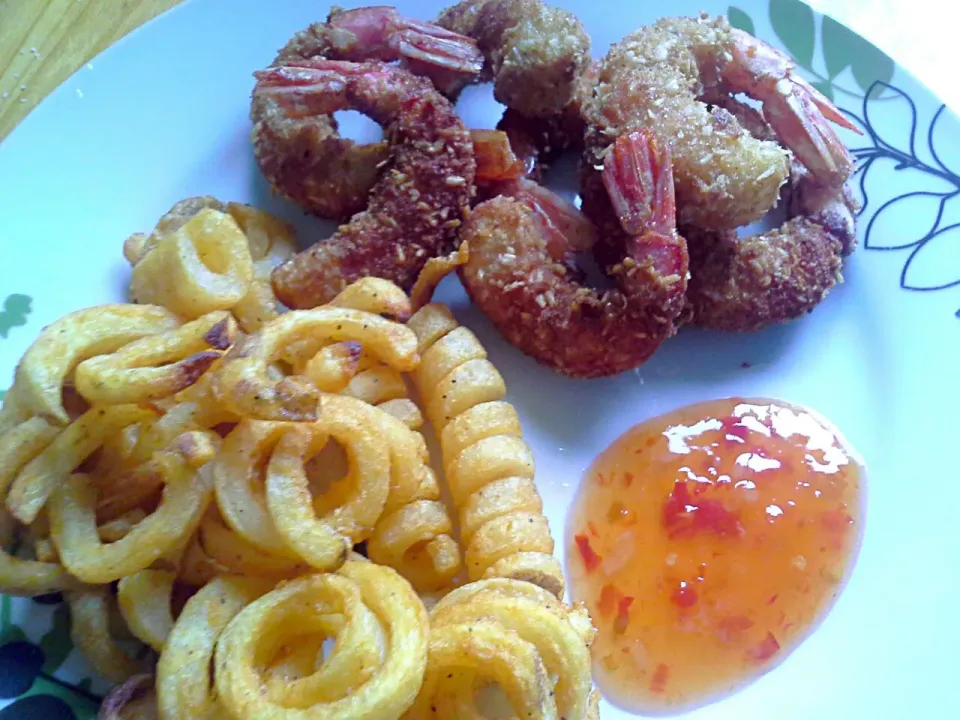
[213,420,299,557]
[214,562,428,720]
[0,416,59,501]
[328,277,413,321]
[130,209,254,319]
[265,396,391,571]
[117,569,176,651]
[14,304,179,424]
[0,381,31,435]
[157,575,271,720]
[408,303,562,596]
[214,308,418,421]
[6,404,156,524]
[68,586,151,683]
[412,579,597,719]
[49,442,215,583]
[75,312,235,405]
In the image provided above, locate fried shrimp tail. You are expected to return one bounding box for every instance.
[724,27,861,186]
[436,0,591,117]
[253,60,474,309]
[252,7,480,221]
[326,6,484,73]
[462,131,688,377]
[586,14,857,230]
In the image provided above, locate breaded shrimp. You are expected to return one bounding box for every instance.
[683,99,859,332]
[255,60,475,310]
[583,13,859,230]
[436,0,591,118]
[460,131,688,377]
[251,6,482,220]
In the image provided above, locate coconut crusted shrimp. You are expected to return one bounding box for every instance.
[583,13,859,231]
[255,60,475,310]
[460,131,688,378]
[436,0,592,118]
[252,6,482,220]
[679,94,859,332]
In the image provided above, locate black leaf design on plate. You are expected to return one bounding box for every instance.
[844,80,960,311]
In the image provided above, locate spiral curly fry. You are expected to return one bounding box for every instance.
[74,312,234,405]
[157,575,272,720]
[407,303,563,597]
[213,306,419,421]
[48,436,216,584]
[215,561,428,720]
[264,395,392,571]
[68,586,152,684]
[12,304,180,425]
[410,578,598,719]
[129,209,254,318]
[117,569,177,652]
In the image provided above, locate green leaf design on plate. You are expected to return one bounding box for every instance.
[821,13,894,96]
[40,603,73,674]
[0,293,32,339]
[810,78,835,101]
[0,596,26,645]
[769,0,815,69]
[727,6,755,35]
[25,676,99,720]
[821,14,855,79]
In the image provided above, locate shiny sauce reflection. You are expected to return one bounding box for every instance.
[566,398,865,714]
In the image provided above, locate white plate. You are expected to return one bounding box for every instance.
[1,1,958,718]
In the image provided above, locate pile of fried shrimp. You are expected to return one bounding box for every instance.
[0,198,598,720]
[251,0,862,379]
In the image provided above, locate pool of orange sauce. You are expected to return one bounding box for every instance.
[566,398,865,714]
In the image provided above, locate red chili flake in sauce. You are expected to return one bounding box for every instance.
[662,482,745,539]
[598,584,625,618]
[614,595,634,634]
[650,663,670,693]
[670,584,698,609]
[623,472,635,487]
[715,615,755,643]
[747,632,781,662]
[575,534,602,572]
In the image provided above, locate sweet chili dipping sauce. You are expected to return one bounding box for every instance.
[566,398,865,713]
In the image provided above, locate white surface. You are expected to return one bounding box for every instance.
[0,1,958,718]
[811,0,960,113]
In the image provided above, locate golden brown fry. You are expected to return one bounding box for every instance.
[14,304,179,424]
[130,209,254,319]
[408,303,562,595]
[215,562,428,720]
[157,575,272,720]
[117,569,176,652]
[49,442,215,584]
[411,578,597,718]
[214,307,418,421]
[74,312,235,405]
[212,420,299,557]
[68,586,152,684]
[6,404,156,524]
[265,396,391,571]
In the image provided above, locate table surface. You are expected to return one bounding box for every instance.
[0,0,958,142]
